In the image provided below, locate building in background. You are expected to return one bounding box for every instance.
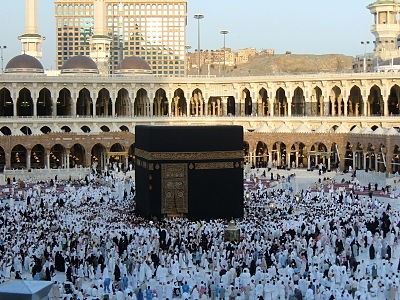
[54,0,187,75]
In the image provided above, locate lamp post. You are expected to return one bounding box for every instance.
[194,13,204,76]
[0,46,7,73]
[220,30,229,76]
[361,41,370,72]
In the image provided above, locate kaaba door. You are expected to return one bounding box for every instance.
[161,164,188,216]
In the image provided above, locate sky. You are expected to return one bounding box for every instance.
[0,0,374,69]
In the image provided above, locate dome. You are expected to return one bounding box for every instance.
[61,56,98,74]
[115,56,152,75]
[5,54,44,74]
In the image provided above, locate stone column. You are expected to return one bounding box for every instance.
[344,99,348,116]
[26,149,31,170]
[384,98,388,116]
[66,149,70,169]
[46,151,50,169]
[352,151,356,170]
[287,100,292,117]
[375,153,379,171]
[327,157,331,171]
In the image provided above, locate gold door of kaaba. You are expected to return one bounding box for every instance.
[161,164,188,216]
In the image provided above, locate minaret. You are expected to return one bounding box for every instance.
[90,0,112,75]
[18,0,45,59]
[368,0,400,60]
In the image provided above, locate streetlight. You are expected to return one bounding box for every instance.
[220,30,229,76]
[194,13,204,76]
[361,41,370,72]
[0,46,7,73]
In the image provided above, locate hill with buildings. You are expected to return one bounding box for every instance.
[188,52,353,76]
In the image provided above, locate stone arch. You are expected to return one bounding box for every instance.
[76,88,93,116]
[57,88,73,116]
[61,126,71,133]
[0,146,5,171]
[207,97,222,116]
[0,88,13,116]
[311,86,323,116]
[388,84,400,115]
[154,88,169,116]
[290,142,306,168]
[81,125,91,133]
[190,88,204,116]
[227,96,236,116]
[330,86,343,116]
[96,88,112,116]
[70,143,86,168]
[292,87,305,116]
[17,88,33,116]
[275,88,287,116]
[242,88,252,116]
[120,125,129,132]
[37,88,52,116]
[255,141,268,168]
[100,125,110,132]
[134,88,149,116]
[0,126,12,136]
[309,142,328,169]
[11,144,27,169]
[272,141,287,168]
[40,126,51,134]
[115,88,131,116]
[344,142,353,171]
[50,144,65,169]
[258,88,269,116]
[91,143,107,170]
[330,143,339,170]
[20,126,32,136]
[348,85,363,116]
[109,143,125,168]
[31,144,45,169]
[368,85,383,116]
[171,88,187,116]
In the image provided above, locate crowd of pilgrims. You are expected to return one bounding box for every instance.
[0,169,400,300]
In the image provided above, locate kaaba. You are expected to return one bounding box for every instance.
[134,125,244,219]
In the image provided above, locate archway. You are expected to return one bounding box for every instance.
[272,142,287,168]
[91,143,107,170]
[290,142,306,169]
[243,89,252,116]
[243,141,250,164]
[120,125,129,132]
[0,88,13,116]
[275,88,287,116]
[96,88,112,116]
[171,88,187,116]
[76,88,93,116]
[309,143,328,169]
[292,87,305,116]
[377,144,386,173]
[11,145,27,169]
[109,143,126,170]
[81,126,91,133]
[311,86,323,116]
[115,88,131,116]
[344,142,353,171]
[368,85,383,116]
[0,126,12,136]
[259,88,268,116]
[190,89,204,116]
[50,144,65,169]
[388,85,400,115]
[37,88,52,116]
[134,88,149,116]
[154,89,169,116]
[40,126,51,134]
[17,88,33,116]
[255,141,268,168]
[31,144,45,169]
[70,144,86,168]
[61,126,71,133]
[207,97,222,116]
[330,86,343,116]
[227,96,236,116]
[330,143,339,170]
[20,126,32,135]
[57,88,72,116]
[100,125,110,132]
[348,86,363,116]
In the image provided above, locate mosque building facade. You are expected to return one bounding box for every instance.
[0,0,399,175]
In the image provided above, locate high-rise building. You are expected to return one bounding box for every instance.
[55,0,187,76]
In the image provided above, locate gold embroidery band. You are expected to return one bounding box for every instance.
[195,162,235,170]
[135,148,243,161]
